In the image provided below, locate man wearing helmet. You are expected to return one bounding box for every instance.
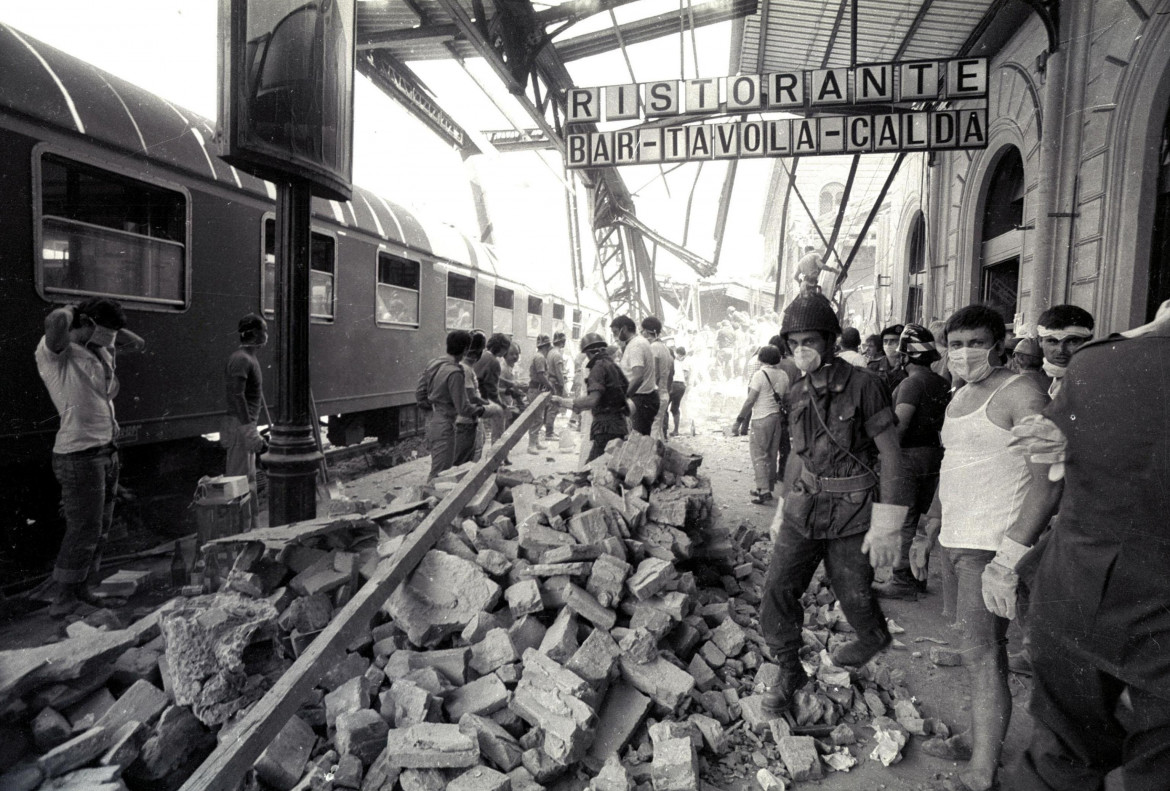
[555,333,630,462]
[759,291,910,714]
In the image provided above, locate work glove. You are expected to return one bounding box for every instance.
[909,518,938,581]
[243,422,266,453]
[861,503,908,569]
[768,496,787,541]
[981,536,1030,619]
[1009,414,1067,481]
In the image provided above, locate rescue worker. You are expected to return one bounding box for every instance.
[1035,304,1094,399]
[610,315,658,435]
[546,330,569,438]
[555,332,629,462]
[643,316,674,440]
[1000,300,1170,789]
[223,314,268,529]
[527,334,555,453]
[868,323,908,395]
[419,330,481,479]
[759,291,909,714]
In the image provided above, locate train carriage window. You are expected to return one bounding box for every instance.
[551,302,566,338]
[263,219,336,321]
[494,286,514,335]
[38,153,187,308]
[376,253,420,328]
[527,295,543,338]
[447,272,475,329]
[572,308,582,340]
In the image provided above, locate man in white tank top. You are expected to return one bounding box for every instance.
[911,305,1060,791]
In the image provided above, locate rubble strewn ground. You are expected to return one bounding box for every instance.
[0,388,1037,791]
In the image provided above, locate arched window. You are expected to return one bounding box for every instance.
[905,212,926,324]
[819,182,844,217]
[980,148,1025,327]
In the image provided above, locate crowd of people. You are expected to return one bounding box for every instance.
[27,287,1169,788]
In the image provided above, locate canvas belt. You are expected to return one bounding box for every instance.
[800,469,877,493]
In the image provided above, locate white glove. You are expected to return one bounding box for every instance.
[861,503,909,568]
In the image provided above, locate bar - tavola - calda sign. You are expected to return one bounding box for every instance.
[564,59,989,168]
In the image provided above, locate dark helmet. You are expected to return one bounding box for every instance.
[897,323,941,364]
[535,334,552,348]
[781,292,841,337]
[552,331,567,345]
[580,332,606,353]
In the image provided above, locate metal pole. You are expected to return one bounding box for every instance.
[264,179,322,526]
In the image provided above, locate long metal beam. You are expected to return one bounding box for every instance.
[555,0,759,62]
[357,23,459,48]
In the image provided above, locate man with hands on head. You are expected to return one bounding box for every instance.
[757,290,909,716]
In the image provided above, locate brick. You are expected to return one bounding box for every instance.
[325,677,370,730]
[289,552,352,597]
[629,603,673,638]
[126,704,212,783]
[437,532,478,563]
[562,583,617,631]
[463,475,499,517]
[606,433,664,488]
[618,655,695,710]
[567,509,609,545]
[480,501,515,527]
[334,753,363,789]
[476,549,512,577]
[618,628,657,665]
[36,765,123,791]
[535,492,572,518]
[444,675,509,721]
[471,629,518,676]
[496,468,535,488]
[584,683,650,772]
[383,723,479,768]
[360,746,401,791]
[37,726,110,777]
[710,618,747,658]
[511,484,541,526]
[587,554,631,609]
[566,629,621,685]
[398,768,446,791]
[539,609,579,663]
[661,444,702,477]
[384,550,501,649]
[254,715,315,790]
[539,543,602,564]
[690,714,724,754]
[686,654,717,692]
[337,709,390,766]
[778,735,823,781]
[651,736,699,791]
[99,720,147,770]
[621,493,649,530]
[458,713,523,772]
[517,523,577,558]
[505,579,544,618]
[462,612,505,644]
[384,647,470,687]
[32,707,73,751]
[626,558,675,601]
[507,766,543,791]
[385,681,441,728]
[320,652,372,692]
[448,765,510,791]
[94,680,167,734]
[539,576,571,608]
[929,646,963,666]
[522,562,592,579]
[508,616,546,655]
[698,641,726,668]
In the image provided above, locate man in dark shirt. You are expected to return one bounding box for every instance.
[867,323,908,395]
[874,323,950,599]
[999,302,1170,789]
[224,314,267,527]
[476,333,508,446]
[760,291,909,714]
[557,332,629,462]
[421,330,480,479]
[527,334,554,453]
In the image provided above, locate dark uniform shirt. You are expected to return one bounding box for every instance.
[1030,330,1170,696]
[585,353,629,439]
[784,359,896,539]
[867,355,908,396]
[473,352,502,403]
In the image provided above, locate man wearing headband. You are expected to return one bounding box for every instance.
[1035,305,1094,399]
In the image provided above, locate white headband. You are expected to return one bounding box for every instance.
[1035,325,1092,342]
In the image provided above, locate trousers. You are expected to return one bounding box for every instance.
[630,393,659,436]
[760,522,888,663]
[51,445,119,585]
[1007,640,1170,791]
[891,446,943,582]
[426,410,455,479]
[222,416,262,517]
[749,413,783,492]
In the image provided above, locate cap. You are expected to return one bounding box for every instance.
[898,323,941,364]
[535,334,552,348]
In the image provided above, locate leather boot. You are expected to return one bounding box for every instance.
[761,663,809,715]
[830,630,892,667]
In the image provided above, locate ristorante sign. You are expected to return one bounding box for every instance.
[564,58,988,168]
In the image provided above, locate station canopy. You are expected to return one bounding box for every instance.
[353,0,1019,300]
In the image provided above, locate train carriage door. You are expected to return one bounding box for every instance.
[978,148,1024,329]
[1148,108,1170,320]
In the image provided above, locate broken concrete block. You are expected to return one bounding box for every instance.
[444,675,509,721]
[539,544,602,565]
[539,609,579,663]
[507,765,543,791]
[93,680,167,736]
[463,476,499,517]
[476,549,512,577]
[567,509,609,545]
[157,592,277,726]
[98,720,146,770]
[590,754,633,791]
[587,554,631,609]
[869,716,909,766]
[535,492,572,519]
[397,767,446,791]
[508,616,547,656]
[385,681,441,728]
[320,652,372,693]
[334,752,364,789]
[127,705,212,783]
[617,629,658,665]
[517,523,577,558]
[289,551,352,597]
[830,723,857,746]
[458,713,522,773]
[277,593,333,634]
[690,713,725,754]
[109,646,161,688]
[337,709,390,766]
[360,745,402,791]
[755,768,786,791]
[629,603,673,638]
[504,579,544,618]
[626,558,675,601]
[37,726,111,777]
[565,628,621,686]
[326,677,371,730]
[523,561,593,579]
[563,583,617,631]
[539,576,571,609]
[929,646,962,667]
[618,655,694,710]
[384,551,501,648]
[698,640,726,668]
[254,714,316,790]
[383,723,479,768]
[650,736,699,791]
[36,765,123,791]
[778,735,823,781]
[471,629,518,676]
[448,765,511,791]
[607,433,664,488]
[687,654,717,692]
[710,618,747,658]
[32,707,73,751]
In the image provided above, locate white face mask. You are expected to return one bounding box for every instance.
[89,325,117,348]
[948,347,995,383]
[793,347,822,373]
[1042,359,1067,379]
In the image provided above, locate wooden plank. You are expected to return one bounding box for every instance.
[202,499,431,550]
[180,394,549,791]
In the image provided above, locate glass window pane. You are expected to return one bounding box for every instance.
[263,219,334,319]
[377,283,419,326]
[552,303,565,320]
[493,306,512,334]
[310,270,334,319]
[527,312,542,338]
[448,272,476,301]
[494,286,514,309]
[41,218,184,304]
[528,295,543,314]
[447,297,474,329]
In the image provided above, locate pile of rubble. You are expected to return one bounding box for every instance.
[0,432,949,791]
